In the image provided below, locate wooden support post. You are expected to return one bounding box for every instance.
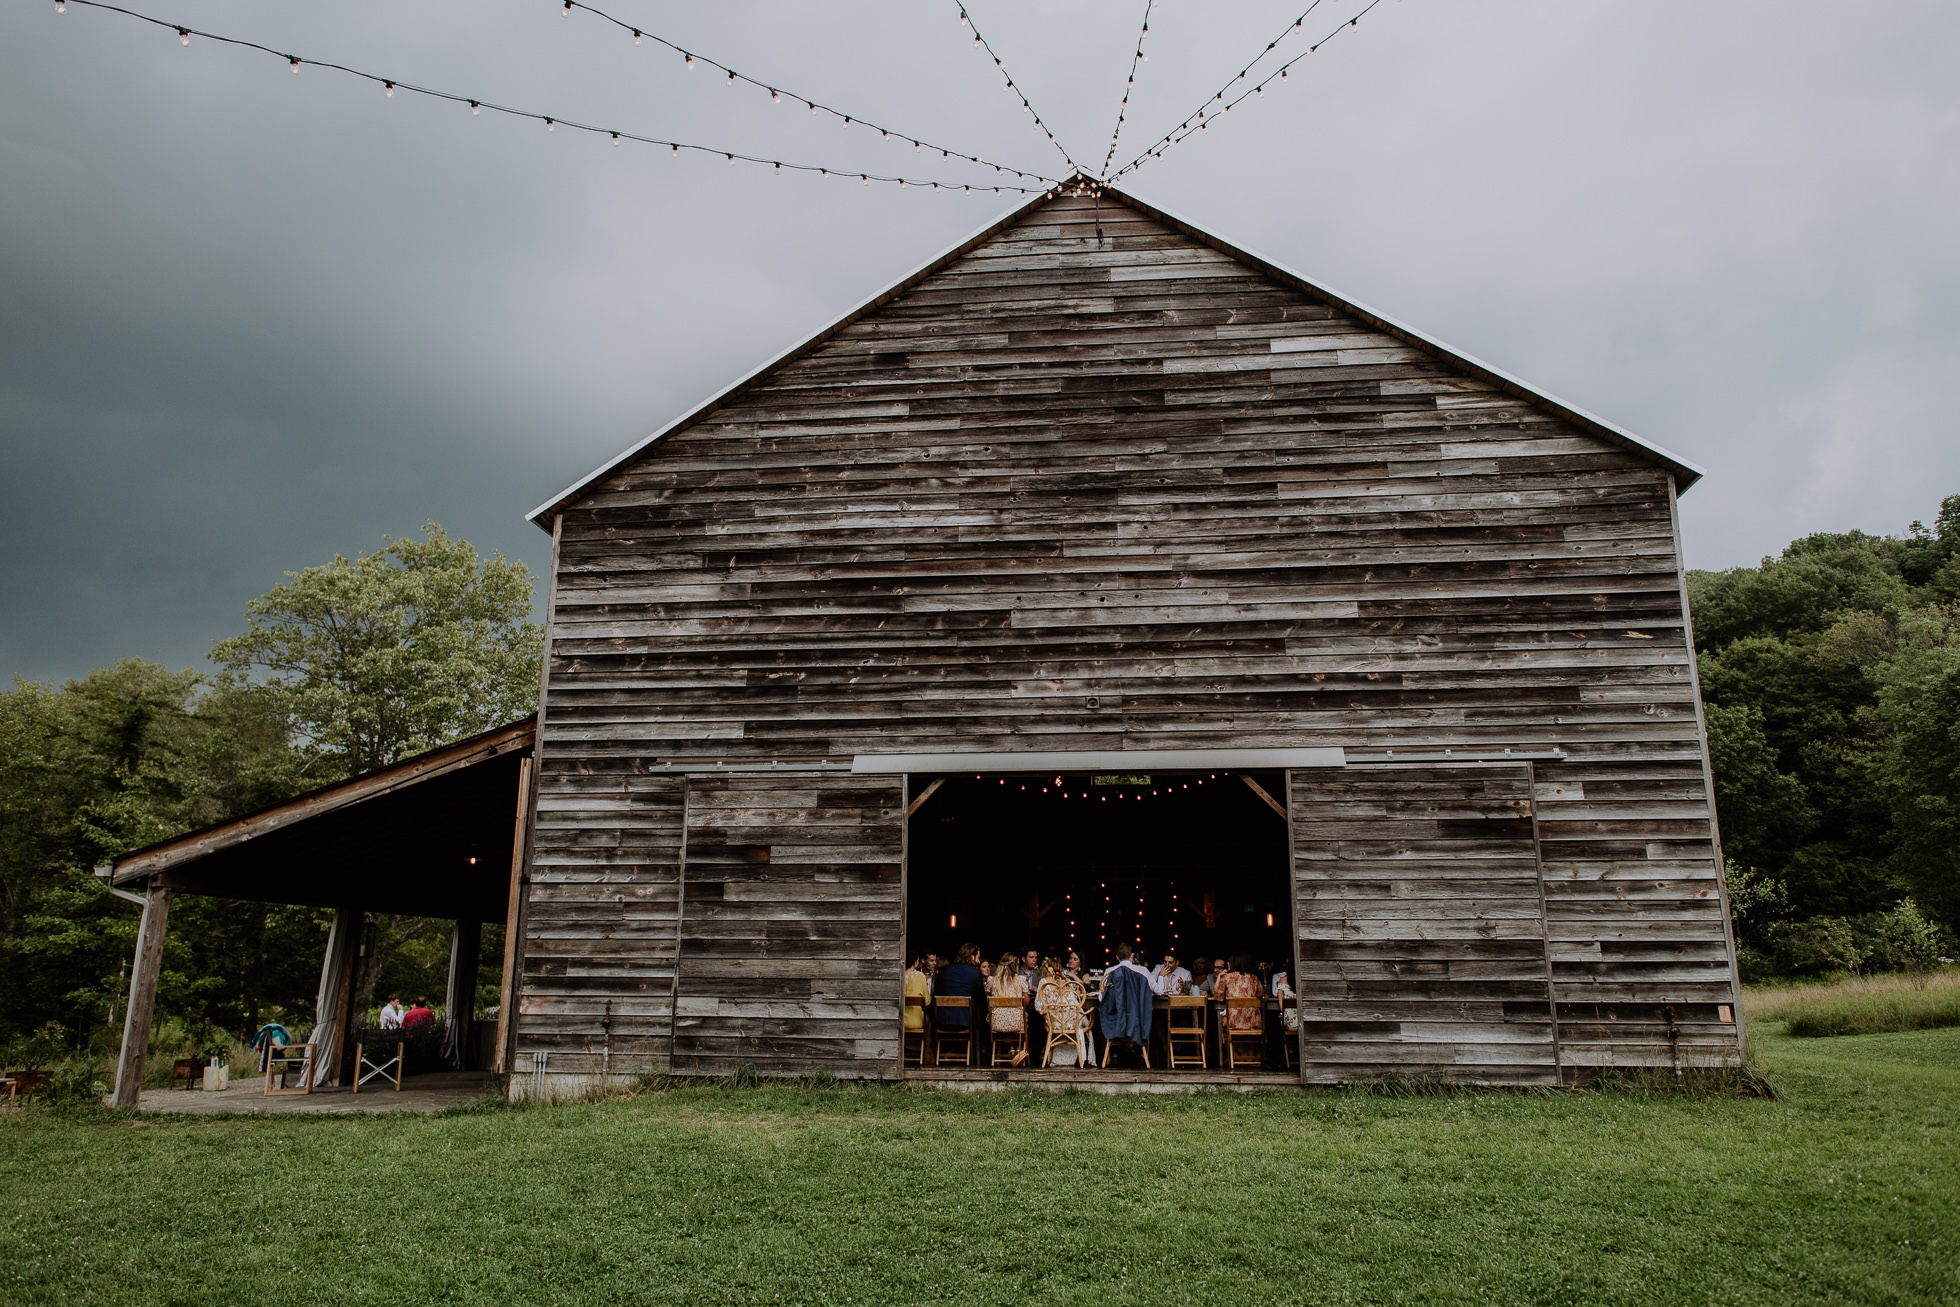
[442,919,482,1069]
[493,756,533,1075]
[110,883,170,1108]
[310,908,360,1086]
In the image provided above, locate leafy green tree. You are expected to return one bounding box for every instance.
[1,522,542,1045]
[211,523,541,779]
[1704,701,1812,871]
[1868,604,1960,925]
[1691,494,1960,951]
[0,663,315,1042]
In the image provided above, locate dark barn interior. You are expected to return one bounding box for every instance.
[904,770,1294,972]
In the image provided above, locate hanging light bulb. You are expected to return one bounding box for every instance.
[726,153,734,165]
[770,89,780,102]
[289,56,299,73]
[177,26,189,44]
[384,82,394,98]
[611,132,621,147]
[808,100,817,115]
[56,0,65,12]
[632,29,641,44]
[545,118,554,131]
[562,0,572,13]
[470,101,479,115]
[726,70,735,87]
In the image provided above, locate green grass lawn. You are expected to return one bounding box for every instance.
[3,1025,1955,1306]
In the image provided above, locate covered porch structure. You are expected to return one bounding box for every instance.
[103,718,536,1108]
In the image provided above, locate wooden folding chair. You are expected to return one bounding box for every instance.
[352,1041,404,1093]
[931,997,973,1067]
[1278,996,1298,1069]
[1167,995,1208,1070]
[988,997,1028,1068]
[1222,998,1267,1071]
[262,1043,315,1096]
[903,995,930,1067]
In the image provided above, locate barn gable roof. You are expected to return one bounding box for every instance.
[528,177,1700,530]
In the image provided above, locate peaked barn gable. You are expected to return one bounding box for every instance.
[531,182,1700,528]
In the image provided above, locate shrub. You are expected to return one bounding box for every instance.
[1852,899,1948,973]
[1763,916,1862,975]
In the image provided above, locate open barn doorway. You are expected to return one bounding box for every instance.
[903,769,1295,1078]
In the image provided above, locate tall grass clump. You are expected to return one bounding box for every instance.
[1747,968,1960,1037]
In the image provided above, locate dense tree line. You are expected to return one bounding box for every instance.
[1692,494,1959,975]
[0,525,540,1051]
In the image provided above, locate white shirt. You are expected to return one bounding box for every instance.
[1105,958,1153,992]
[378,1003,404,1030]
[1149,964,1193,996]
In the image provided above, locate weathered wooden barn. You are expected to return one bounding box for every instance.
[499,178,1745,1092]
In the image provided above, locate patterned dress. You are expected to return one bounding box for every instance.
[989,974,1028,1033]
[1215,970,1266,1030]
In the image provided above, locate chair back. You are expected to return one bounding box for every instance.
[933,995,971,1027]
[904,995,926,1009]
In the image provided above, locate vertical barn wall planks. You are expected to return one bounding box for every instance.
[673,773,904,1076]
[517,185,1742,1082]
[1288,764,1559,1084]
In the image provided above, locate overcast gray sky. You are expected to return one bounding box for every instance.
[4,0,1956,685]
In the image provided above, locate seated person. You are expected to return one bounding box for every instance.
[903,956,931,1032]
[1150,948,1192,996]
[988,952,1030,1065]
[1098,942,1154,1066]
[934,944,987,1030]
[1214,954,1265,1030]
[1036,961,1095,1066]
[1272,968,1299,1033]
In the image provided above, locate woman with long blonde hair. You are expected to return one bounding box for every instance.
[988,952,1029,1065]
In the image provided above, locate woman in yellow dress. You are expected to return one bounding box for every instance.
[903,955,931,1032]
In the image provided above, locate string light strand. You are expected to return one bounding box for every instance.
[953,3,1081,173]
[558,0,1053,185]
[59,0,1046,195]
[1097,0,1152,179]
[1113,0,1383,181]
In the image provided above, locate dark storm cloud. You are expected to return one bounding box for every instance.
[4,0,1956,683]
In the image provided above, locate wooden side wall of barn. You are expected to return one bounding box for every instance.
[522,191,1741,1076]
[674,774,904,1076]
[1288,764,1562,1084]
[516,770,684,1075]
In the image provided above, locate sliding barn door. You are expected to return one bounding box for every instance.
[671,773,905,1077]
[1286,763,1561,1085]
